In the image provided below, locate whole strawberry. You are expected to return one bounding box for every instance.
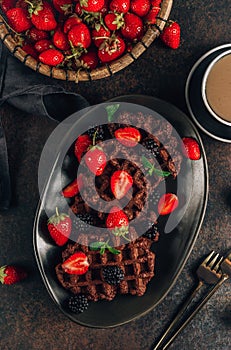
[52,0,73,14]
[27,27,48,42]
[98,35,126,63]
[39,48,64,66]
[22,42,38,58]
[6,8,32,32]
[63,15,82,34]
[85,146,107,176]
[1,0,16,13]
[0,265,27,285]
[109,0,130,13]
[35,39,53,53]
[52,27,70,50]
[68,23,91,48]
[74,134,92,161]
[160,20,180,49]
[80,0,105,12]
[80,49,99,69]
[104,12,124,31]
[120,13,144,41]
[106,206,129,238]
[131,0,150,17]
[92,25,111,48]
[28,1,57,31]
[47,207,72,246]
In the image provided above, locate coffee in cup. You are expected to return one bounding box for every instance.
[202,50,231,126]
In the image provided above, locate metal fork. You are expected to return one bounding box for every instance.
[159,251,231,349]
[153,251,223,350]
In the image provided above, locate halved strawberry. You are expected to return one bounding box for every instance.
[62,175,83,198]
[111,170,133,199]
[158,193,179,215]
[74,134,92,162]
[182,137,201,160]
[61,252,89,274]
[115,127,141,147]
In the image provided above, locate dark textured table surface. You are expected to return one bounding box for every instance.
[0,1,230,349]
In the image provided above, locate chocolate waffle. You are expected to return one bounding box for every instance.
[55,234,155,301]
[70,121,178,223]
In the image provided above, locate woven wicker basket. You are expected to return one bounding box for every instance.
[0,0,172,82]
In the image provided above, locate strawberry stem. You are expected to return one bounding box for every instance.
[55,207,59,217]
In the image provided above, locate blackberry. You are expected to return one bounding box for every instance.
[73,213,94,232]
[102,266,124,285]
[67,295,88,313]
[87,125,104,141]
[143,139,160,157]
[143,223,159,241]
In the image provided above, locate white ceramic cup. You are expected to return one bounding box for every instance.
[201,50,231,127]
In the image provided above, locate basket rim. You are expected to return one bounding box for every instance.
[0,0,173,82]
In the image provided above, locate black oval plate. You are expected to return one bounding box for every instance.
[33,95,208,328]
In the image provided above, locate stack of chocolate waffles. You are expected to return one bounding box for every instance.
[55,111,182,304]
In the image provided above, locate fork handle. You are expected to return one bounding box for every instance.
[161,274,229,350]
[152,280,204,350]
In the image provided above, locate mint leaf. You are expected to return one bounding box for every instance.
[153,168,171,177]
[89,241,105,250]
[141,155,153,170]
[142,155,170,177]
[100,247,105,254]
[107,246,121,255]
[106,104,120,122]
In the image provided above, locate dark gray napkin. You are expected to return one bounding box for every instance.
[0,40,89,210]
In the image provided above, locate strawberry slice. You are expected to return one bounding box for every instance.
[182,137,201,160]
[111,170,133,199]
[74,134,91,162]
[158,193,179,215]
[62,174,83,198]
[62,252,89,275]
[115,127,141,147]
